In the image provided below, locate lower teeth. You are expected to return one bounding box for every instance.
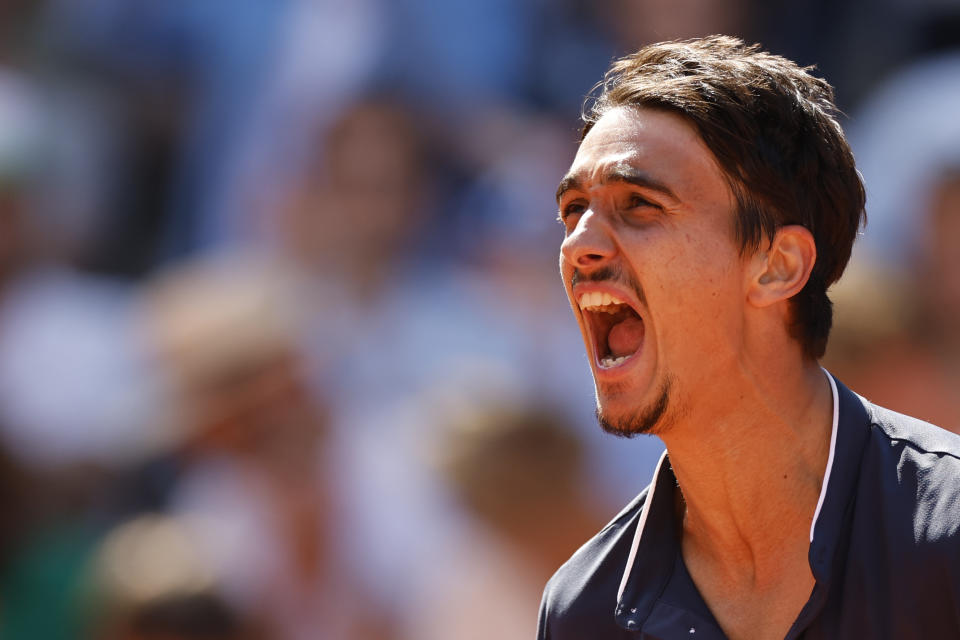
[600,355,630,367]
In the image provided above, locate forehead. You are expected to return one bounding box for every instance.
[564,106,729,201]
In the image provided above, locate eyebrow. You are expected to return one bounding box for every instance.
[555,167,679,205]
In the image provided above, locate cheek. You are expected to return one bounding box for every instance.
[656,231,739,298]
[651,240,744,345]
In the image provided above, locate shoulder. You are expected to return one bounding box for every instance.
[839,397,960,626]
[866,400,960,460]
[858,398,960,544]
[538,489,648,640]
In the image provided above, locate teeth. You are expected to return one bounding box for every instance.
[578,291,627,311]
[599,355,631,368]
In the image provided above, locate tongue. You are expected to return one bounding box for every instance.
[607,316,645,358]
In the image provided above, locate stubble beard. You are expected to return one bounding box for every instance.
[595,376,674,438]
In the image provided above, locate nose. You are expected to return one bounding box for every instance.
[561,209,616,269]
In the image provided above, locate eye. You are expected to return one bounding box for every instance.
[558,200,586,223]
[628,193,657,209]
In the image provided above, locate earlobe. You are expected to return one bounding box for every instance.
[747,225,816,308]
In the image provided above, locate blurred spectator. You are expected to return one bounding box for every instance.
[258,94,463,614]
[196,0,387,250]
[272,95,430,294]
[404,400,608,640]
[141,252,396,640]
[88,514,265,640]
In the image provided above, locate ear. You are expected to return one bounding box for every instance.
[747,225,816,308]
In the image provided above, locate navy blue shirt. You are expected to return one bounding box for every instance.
[538,374,960,639]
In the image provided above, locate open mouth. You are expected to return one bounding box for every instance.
[577,291,645,369]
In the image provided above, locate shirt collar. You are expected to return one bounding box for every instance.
[614,370,872,632]
[614,449,681,631]
[806,371,871,583]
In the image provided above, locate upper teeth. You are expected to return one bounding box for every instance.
[578,291,626,311]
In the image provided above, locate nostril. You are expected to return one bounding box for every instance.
[578,253,606,265]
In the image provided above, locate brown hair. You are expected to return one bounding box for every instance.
[582,36,866,359]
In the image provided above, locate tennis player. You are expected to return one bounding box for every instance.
[539,36,960,640]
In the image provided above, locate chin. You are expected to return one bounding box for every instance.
[595,376,673,438]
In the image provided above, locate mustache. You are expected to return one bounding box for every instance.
[571,266,647,307]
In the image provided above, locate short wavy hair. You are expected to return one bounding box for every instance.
[582,36,866,359]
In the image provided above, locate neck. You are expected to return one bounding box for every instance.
[663,360,833,586]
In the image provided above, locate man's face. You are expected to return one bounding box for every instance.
[557,107,749,436]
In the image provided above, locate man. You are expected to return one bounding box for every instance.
[538,36,960,639]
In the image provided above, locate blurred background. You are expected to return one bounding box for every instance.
[0,0,957,638]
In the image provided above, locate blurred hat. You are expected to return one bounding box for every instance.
[142,251,301,394]
[94,514,218,608]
